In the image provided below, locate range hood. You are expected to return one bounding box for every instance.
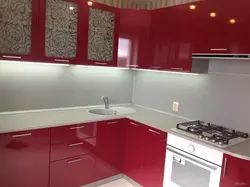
[192,53,250,60]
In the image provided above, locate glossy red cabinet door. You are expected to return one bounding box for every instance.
[0,129,50,187]
[220,154,250,187]
[95,119,126,180]
[149,9,171,71]
[50,154,95,187]
[118,9,152,69]
[166,3,195,72]
[140,126,167,187]
[123,120,146,184]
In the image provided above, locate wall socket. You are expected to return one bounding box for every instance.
[172,102,179,112]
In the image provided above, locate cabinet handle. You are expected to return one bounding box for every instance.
[149,129,161,135]
[12,133,32,138]
[67,158,82,164]
[150,66,161,69]
[130,122,140,126]
[3,55,21,59]
[107,121,119,124]
[95,62,107,65]
[222,158,228,177]
[54,59,70,63]
[210,48,227,51]
[70,126,85,130]
[170,67,184,70]
[69,142,84,147]
[126,64,138,68]
[160,139,167,142]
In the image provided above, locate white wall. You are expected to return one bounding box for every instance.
[0,61,133,112]
[133,59,250,132]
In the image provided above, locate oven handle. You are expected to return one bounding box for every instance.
[167,146,219,171]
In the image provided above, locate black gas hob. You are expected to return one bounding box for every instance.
[176,120,248,146]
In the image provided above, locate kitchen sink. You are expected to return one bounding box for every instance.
[87,107,136,116]
[88,109,117,116]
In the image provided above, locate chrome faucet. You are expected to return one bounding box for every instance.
[101,96,109,109]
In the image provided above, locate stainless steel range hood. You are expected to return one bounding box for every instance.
[192,53,250,60]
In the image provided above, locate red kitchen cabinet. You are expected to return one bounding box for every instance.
[0,129,50,187]
[123,120,146,184]
[220,154,250,187]
[193,0,250,54]
[141,126,167,187]
[51,122,97,144]
[50,154,95,187]
[95,119,126,180]
[118,9,152,69]
[123,120,167,187]
[79,2,120,67]
[148,9,171,71]
[166,3,196,72]
[0,0,40,62]
[38,0,83,64]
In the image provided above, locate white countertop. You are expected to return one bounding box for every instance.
[0,104,250,161]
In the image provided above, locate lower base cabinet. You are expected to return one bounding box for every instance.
[123,120,167,187]
[50,154,96,187]
[220,154,250,187]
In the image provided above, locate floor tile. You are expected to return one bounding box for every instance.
[97,179,135,187]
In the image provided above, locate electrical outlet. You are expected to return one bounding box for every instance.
[172,102,179,112]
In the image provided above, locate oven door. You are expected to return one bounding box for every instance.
[163,145,222,187]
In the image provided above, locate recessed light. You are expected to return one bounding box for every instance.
[229,19,236,24]
[87,1,93,6]
[189,5,196,10]
[210,12,216,18]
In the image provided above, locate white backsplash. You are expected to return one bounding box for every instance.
[0,62,133,112]
[133,60,250,132]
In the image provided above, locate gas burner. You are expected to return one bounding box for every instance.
[175,120,249,148]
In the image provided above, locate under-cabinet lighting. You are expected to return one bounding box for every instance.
[133,68,199,76]
[69,6,74,10]
[75,65,129,70]
[0,60,70,66]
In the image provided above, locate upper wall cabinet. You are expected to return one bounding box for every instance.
[0,0,40,61]
[118,9,152,69]
[38,0,81,64]
[193,0,250,54]
[81,2,119,67]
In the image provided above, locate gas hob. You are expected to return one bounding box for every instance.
[171,120,249,148]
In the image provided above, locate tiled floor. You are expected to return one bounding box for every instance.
[97,179,135,187]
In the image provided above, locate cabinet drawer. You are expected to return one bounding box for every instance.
[50,154,95,187]
[0,128,49,145]
[51,122,97,144]
[51,139,93,162]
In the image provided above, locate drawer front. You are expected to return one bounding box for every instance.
[51,139,92,162]
[0,128,49,146]
[51,122,97,144]
[50,154,95,187]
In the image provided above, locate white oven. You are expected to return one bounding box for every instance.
[163,133,223,187]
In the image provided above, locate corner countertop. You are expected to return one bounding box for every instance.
[0,104,250,161]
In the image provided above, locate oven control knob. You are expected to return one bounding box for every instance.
[188,145,195,153]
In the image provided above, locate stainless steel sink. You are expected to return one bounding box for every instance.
[88,109,117,116]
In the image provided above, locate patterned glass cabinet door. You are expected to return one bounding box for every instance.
[41,0,79,63]
[87,2,119,66]
[0,0,39,61]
